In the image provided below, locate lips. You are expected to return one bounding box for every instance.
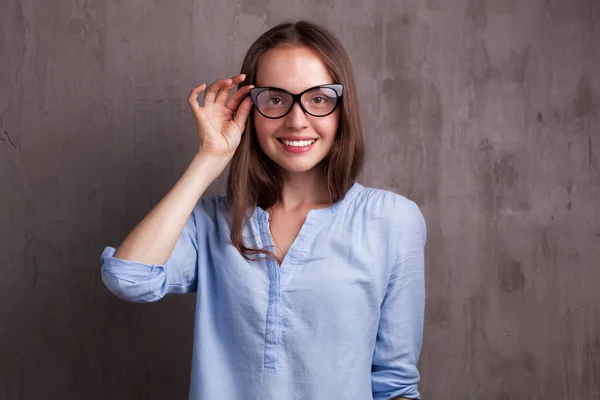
[277,138,317,153]
[277,136,318,142]
[276,138,318,145]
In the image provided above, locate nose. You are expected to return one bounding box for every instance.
[284,101,309,130]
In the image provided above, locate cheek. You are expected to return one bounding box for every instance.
[253,113,282,145]
[323,109,341,134]
[315,117,340,139]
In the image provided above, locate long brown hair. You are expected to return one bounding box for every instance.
[226,20,365,263]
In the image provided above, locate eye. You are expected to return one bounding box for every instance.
[267,96,285,105]
[311,96,329,104]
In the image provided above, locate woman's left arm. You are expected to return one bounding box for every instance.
[371,200,426,400]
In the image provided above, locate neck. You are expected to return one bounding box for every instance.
[276,164,331,212]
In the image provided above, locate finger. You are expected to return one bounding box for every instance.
[187,83,207,114]
[204,78,233,103]
[233,96,254,131]
[225,84,254,111]
[215,74,247,104]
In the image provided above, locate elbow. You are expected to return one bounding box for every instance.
[101,267,167,303]
[100,246,169,302]
[373,385,420,400]
[372,365,421,400]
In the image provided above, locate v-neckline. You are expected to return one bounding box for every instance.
[251,182,364,268]
[265,208,310,265]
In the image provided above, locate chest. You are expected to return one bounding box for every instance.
[201,209,395,320]
[267,212,307,262]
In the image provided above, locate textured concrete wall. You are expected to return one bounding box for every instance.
[1,0,598,399]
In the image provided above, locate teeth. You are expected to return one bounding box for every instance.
[282,139,316,147]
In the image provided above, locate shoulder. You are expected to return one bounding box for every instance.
[350,184,427,248]
[352,184,425,227]
[193,193,229,221]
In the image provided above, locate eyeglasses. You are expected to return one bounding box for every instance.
[249,84,343,119]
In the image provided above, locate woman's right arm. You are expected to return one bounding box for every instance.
[112,152,228,265]
[100,153,227,303]
[101,73,254,302]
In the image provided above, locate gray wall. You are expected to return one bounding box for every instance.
[1,0,598,399]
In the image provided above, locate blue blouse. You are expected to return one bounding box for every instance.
[100,182,426,399]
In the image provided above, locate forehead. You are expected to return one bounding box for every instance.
[255,45,334,93]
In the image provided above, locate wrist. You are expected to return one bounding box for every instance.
[191,151,230,178]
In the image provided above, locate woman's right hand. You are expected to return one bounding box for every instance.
[187,74,254,158]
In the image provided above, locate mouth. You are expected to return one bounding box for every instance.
[276,138,318,153]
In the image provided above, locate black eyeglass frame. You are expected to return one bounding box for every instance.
[249,84,344,119]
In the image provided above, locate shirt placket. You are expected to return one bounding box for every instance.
[259,214,316,371]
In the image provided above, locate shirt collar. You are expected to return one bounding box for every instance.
[251,182,363,222]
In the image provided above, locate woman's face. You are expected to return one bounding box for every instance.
[252,45,339,175]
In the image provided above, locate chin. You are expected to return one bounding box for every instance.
[273,158,324,174]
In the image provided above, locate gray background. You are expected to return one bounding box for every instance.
[1,0,599,399]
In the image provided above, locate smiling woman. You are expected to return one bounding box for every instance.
[247,46,342,192]
[100,20,426,400]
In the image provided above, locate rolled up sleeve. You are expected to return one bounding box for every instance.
[371,200,426,400]
[100,209,199,303]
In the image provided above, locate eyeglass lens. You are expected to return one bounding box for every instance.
[255,87,339,118]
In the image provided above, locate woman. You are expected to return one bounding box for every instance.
[101,20,426,400]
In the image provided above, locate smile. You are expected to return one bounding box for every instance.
[276,138,318,153]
